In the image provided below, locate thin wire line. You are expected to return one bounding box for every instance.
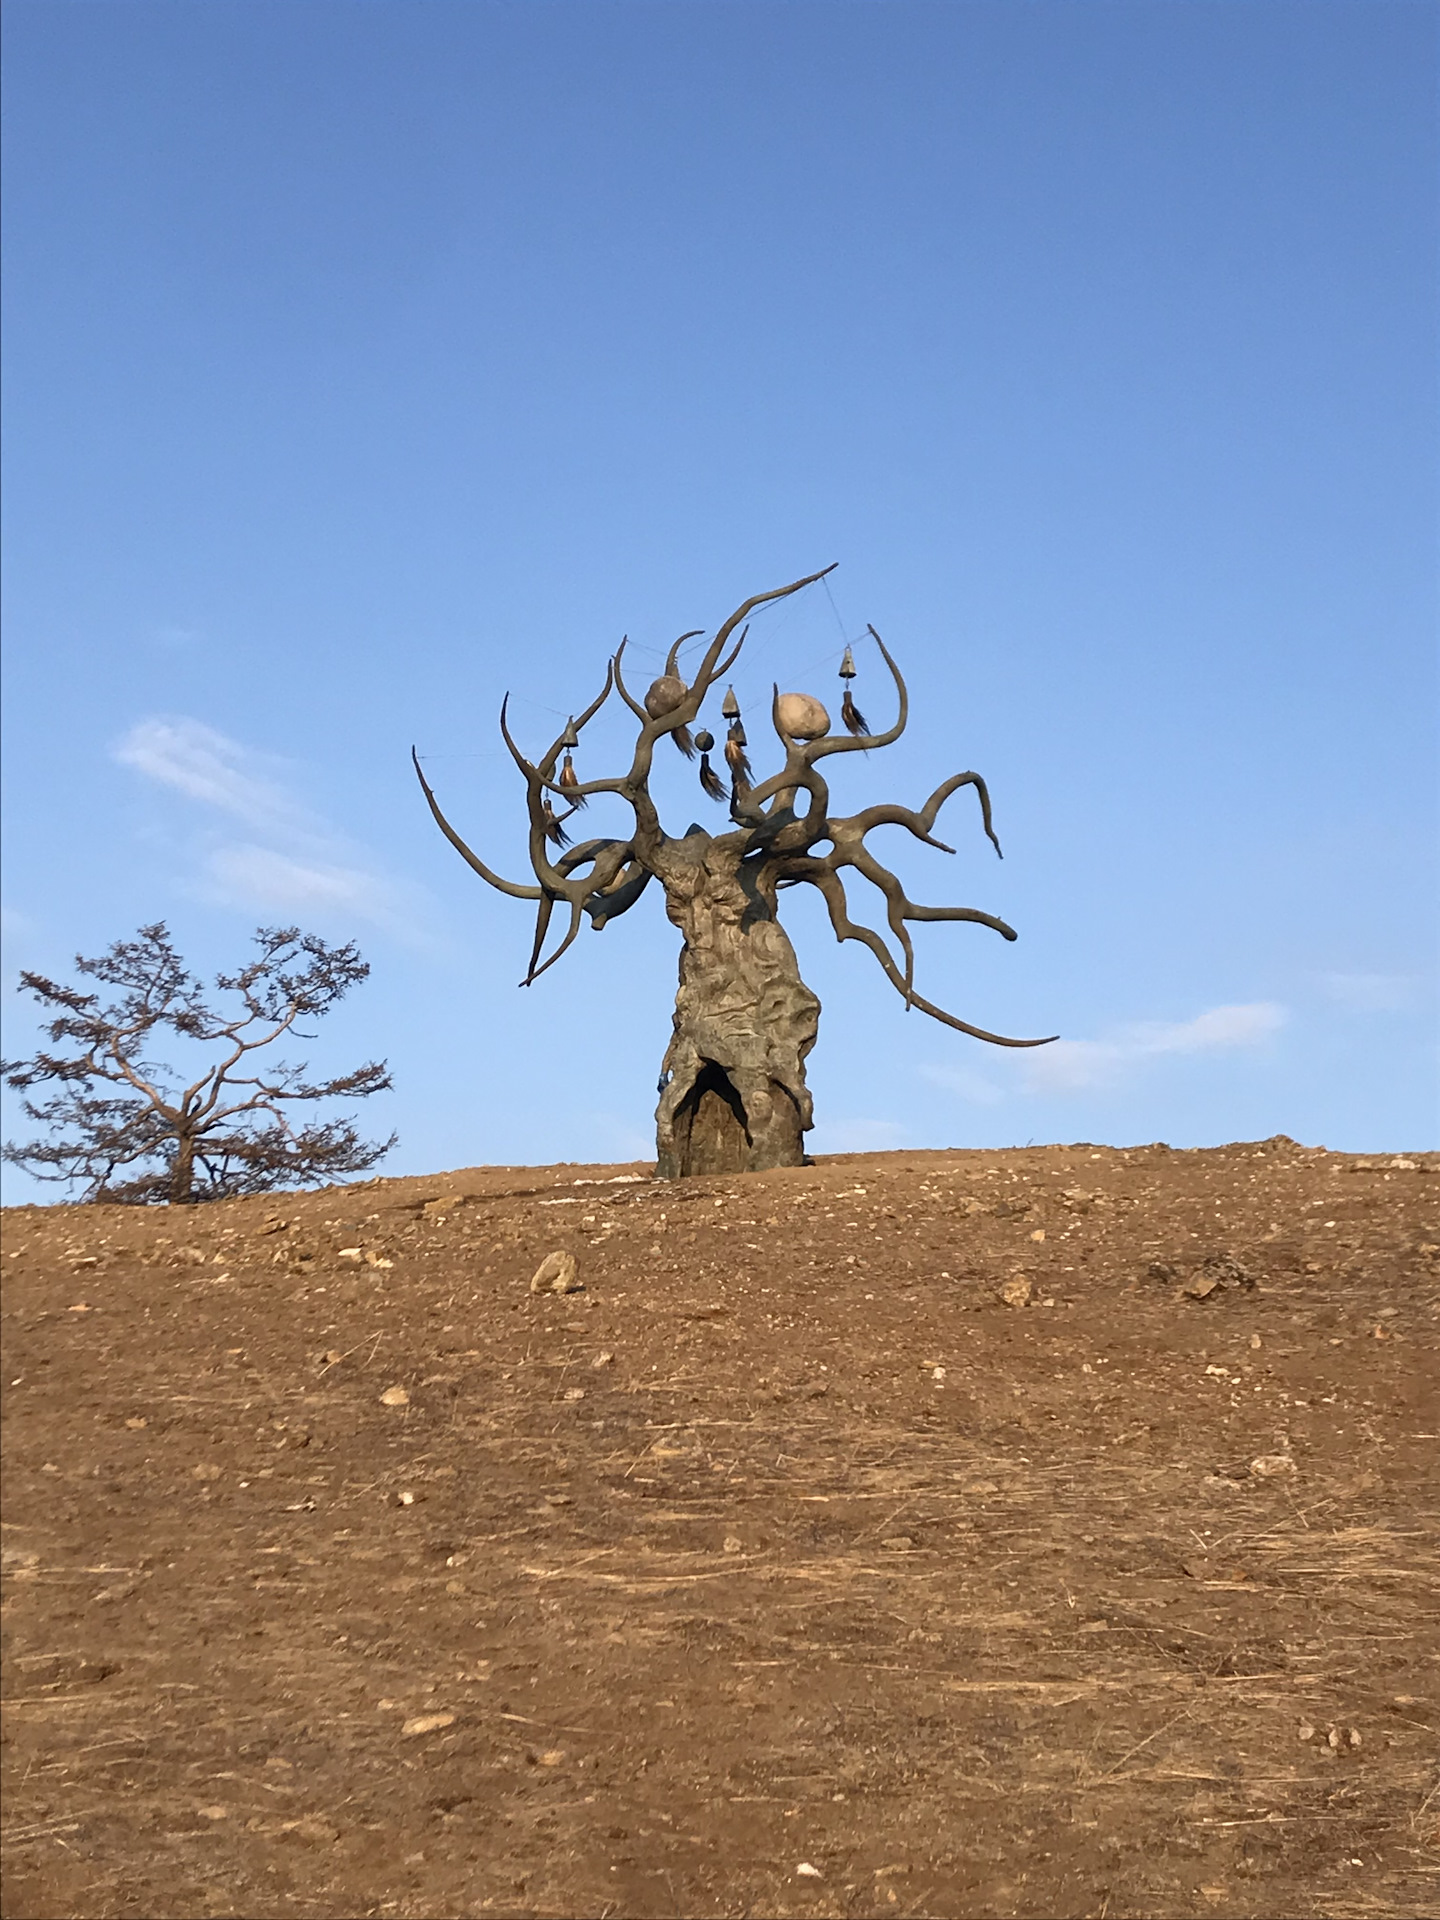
[822,573,852,643]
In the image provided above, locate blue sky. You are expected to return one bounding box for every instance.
[2,0,1435,1199]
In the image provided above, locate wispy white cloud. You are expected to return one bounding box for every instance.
[1319,972,1421,1013]
[919,1061,1005,1105]
[115,718,307,835]
[115,715,431,942]
[810,1117,909,1154]
[1021,1002,1288,1093]
[201,846,415,929]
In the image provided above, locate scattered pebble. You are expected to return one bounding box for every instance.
[1250,1453,1297,1480]
[1298,1721,1316,1742]
[999,1276,1032,1308]
[561,1386,586,1401]
[530,1250,582,1295]
[881,1535,916,1551]
[190,1463,222,1481]
[796,1862,822,1879]
[380,1386,411,1408]
[197,1805,229,1821]
[1202,1253,1255,1289]
[1028,1229,1046,1243]
[591,1350,615,1368]
[723,1535,744,1553]
[401,1711,456,1737]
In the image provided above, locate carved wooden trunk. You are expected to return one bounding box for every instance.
[653,839,819,1178]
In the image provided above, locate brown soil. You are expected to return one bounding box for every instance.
[2,1140,1437,1920]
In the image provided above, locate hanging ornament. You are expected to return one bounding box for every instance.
[541,798,570,847]
[838,644,870,737]
[557,752,586,807]
[645,675,696,759]
[556,718,587,810]
[724,716,753,787]
[693,730,726,802]
[721,685,741,721]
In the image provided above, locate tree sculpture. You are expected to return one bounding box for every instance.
[2,923,395,1204]
[415,568,1054,1178]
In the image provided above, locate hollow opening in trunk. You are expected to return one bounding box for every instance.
[674,1061,751,1176]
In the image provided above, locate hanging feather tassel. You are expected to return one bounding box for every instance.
[724,719,753,787]
[558,750,587,808]
[694,730,726,802]
[671,723,695,760]
[841,689,870,737]
[838,645,869,736]
[542,799,570,847]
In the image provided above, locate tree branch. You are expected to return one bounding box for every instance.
[784,859,1056,1047]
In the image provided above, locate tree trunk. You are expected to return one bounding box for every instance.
[169,1131,196,1205]
[654,838,820,1179]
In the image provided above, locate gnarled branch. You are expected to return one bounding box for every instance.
[780,857,1054,1047]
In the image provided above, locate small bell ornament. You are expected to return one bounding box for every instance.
[693,729,726,803]
[556,717,587,809]
[838,644,870,737]
[721,688,753,787]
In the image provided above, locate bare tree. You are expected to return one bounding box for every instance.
[3,923,395,1204]
[415,568,1055,1178]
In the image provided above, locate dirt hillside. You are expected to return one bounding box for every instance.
[2,1139,1437,1920]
